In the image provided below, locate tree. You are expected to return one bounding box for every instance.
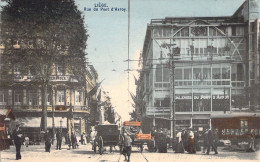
[0,0,88,132]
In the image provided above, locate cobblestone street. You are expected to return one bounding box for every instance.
[1,144,260,162]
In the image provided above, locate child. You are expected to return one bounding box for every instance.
[122,132,132,161]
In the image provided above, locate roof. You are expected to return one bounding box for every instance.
[210,112,260,119]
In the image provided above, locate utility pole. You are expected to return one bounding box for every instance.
[162,43,176,139]
[169,47,176,140]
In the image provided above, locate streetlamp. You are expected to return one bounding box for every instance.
[161,43,176,139]
[60,119,63,134]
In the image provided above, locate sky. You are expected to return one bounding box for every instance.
[75,0,246,121]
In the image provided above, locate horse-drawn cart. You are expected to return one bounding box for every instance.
[123,121,153,152]
[93,124,123,155]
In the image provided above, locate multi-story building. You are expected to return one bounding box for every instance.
[0,1,96,142]
[138,0,260,134]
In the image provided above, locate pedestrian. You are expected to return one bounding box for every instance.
[202,129,208,153]
[24,136,29,147]
[44,129,52,152]
[66,132,71,150]
[175,130,184,153]
[206,129,218,155]
[246,133,255,152]
[90,127,97,150]
[82,132,86,144]
[56,129,62,150]
[122,132,132,161]
[187,129,196,154]
[12,124,23,160]
[182,129,189,152]
[194,129,200,151]
[81,133,84,145]
[71,133,78,149]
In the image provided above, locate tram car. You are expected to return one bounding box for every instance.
[211,113,260,151]
[123,121,153,152]
[93,124,123,155]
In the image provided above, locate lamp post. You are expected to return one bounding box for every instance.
[60,119,63,134]
[161,43,176,139]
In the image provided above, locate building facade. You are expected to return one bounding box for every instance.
[0,1,98,142]
[138,0,260,133]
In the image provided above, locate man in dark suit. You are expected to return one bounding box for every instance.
[56,129,62,150]
[12,124,23,160]
[45,129,52,152]
[206,129,218,155]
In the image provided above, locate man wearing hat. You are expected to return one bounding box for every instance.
[12,124,23,160]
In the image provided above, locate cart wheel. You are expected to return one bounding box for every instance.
[93,140,97,153]
[99,136,103,155]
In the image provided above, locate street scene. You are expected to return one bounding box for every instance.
[1,0,260,161]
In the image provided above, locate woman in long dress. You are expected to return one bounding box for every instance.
[187,129,196,154]
[175,130,184,153]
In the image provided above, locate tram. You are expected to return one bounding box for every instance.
[211,112,260,150]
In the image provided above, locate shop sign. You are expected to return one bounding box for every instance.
[175,95,229,100]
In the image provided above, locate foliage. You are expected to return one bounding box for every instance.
[0,0,88,84]
[0,0,88,131]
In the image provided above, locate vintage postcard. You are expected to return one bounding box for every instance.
[0,0,259,161]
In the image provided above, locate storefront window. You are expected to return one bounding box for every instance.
[193,89,211,112]
[212,88,230,111]
[176,99,192,112]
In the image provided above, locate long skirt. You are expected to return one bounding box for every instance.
[175,141,184,153]
[187,137,196,153]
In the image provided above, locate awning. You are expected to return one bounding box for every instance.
[16,117,67,128]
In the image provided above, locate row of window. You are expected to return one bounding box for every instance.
[154,80,233,87]
[221,128,260,136]
[0,90,82,106]
[153,26,244,37]
[154,97,230,112]
[13,64,66,75]
[155,64,244,83]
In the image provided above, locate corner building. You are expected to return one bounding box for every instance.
[139,0,260,132]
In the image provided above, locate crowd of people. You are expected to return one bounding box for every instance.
[10,124,257,161]
[175,128,218,155]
